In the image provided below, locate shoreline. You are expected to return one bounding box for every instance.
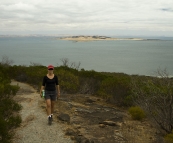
[59,35,145,42]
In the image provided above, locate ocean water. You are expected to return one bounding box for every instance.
[0,36,173,76]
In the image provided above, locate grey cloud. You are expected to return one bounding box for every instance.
[161,8,173,12]
[0,0,173,35]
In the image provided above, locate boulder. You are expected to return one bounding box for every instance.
[85,98,95,103]
[65,128,77,136]
[57,113,70,123]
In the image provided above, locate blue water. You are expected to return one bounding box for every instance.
[0,36,173,76]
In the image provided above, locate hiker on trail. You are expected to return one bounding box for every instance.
[40,65,60,125]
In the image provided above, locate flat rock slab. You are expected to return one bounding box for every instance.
[100,121,118,126]
[58,113,70,123]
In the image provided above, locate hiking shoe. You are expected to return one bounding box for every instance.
[48,116,52,125]
[51,115,53,121]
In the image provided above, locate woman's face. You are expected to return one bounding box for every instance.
[48,68,54,73]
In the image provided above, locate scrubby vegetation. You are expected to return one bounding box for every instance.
[128,106,146,120]
[97,74,131,106]
[0,64,21,143]
[7,64,132,106]
[0,57,173,142]
[131,71,173,133]
[165,131,173,143]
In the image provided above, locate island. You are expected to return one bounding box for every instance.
[59,35,145,42]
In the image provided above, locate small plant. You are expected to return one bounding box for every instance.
[165,131,173,143]
[128,106,146,120]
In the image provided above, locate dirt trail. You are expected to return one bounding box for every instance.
[11,80,73,143]
[11,81,164,143]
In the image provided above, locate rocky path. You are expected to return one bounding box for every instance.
[11,81,164,143]
[11,81,73,143]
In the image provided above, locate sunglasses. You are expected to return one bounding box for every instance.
[48,68,53,70]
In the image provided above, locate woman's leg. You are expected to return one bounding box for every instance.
[51,101,55,114]
[46,99,51,116]
[50,91,56,115]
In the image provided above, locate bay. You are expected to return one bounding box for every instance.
[0,36,173,76]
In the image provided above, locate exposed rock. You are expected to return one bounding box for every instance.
[85,98,95,103]
[74,125,81,129]
[65,128,95,143]
[57,113,70,123]
[99,124,106,128]
[54,94,163,143]
[109,115,123,122]
[100,120,118,126]
[65,128,77,136]
[75,108,93,113]
[117,122,122,127]
[75,136,94,143]
[114,132,125,142]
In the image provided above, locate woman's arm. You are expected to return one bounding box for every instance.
[55,75,60,98]
[40,76,46,97]
[57,85,60,98]
[40,86,45,97]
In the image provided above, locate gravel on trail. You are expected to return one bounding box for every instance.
[11,81,73,143]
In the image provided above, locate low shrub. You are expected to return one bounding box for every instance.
[165,131,173,143]
[55,69,79,94]
[128,106,146,120]
[97,76,131,106]
[131,75,173,133]
[0,68,22,143]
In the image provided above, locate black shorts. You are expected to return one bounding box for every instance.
[45,90,57,101]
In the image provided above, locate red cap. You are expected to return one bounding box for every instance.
[47,65,54,69]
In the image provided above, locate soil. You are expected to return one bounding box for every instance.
[11,81,164,143]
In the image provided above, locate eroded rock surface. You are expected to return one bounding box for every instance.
[49,94,164,143]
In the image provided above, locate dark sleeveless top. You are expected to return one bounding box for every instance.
[42,75,58,91]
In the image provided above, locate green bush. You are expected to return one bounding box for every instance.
[55,69,79,93]
[6,64,132,101]
[165,131,173,143]
[128,106,146,120]
[0,68,22,143]
[131,75,173,133]
[79,69,106,80]
[97,76,131,106]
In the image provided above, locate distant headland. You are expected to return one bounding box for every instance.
[0,35,163,41]
[59,35,146,42]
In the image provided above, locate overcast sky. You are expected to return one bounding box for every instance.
[0,0,173,36]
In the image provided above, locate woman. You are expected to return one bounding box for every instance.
[40,65,60,125]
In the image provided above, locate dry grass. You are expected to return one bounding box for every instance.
[121,118,159,143]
